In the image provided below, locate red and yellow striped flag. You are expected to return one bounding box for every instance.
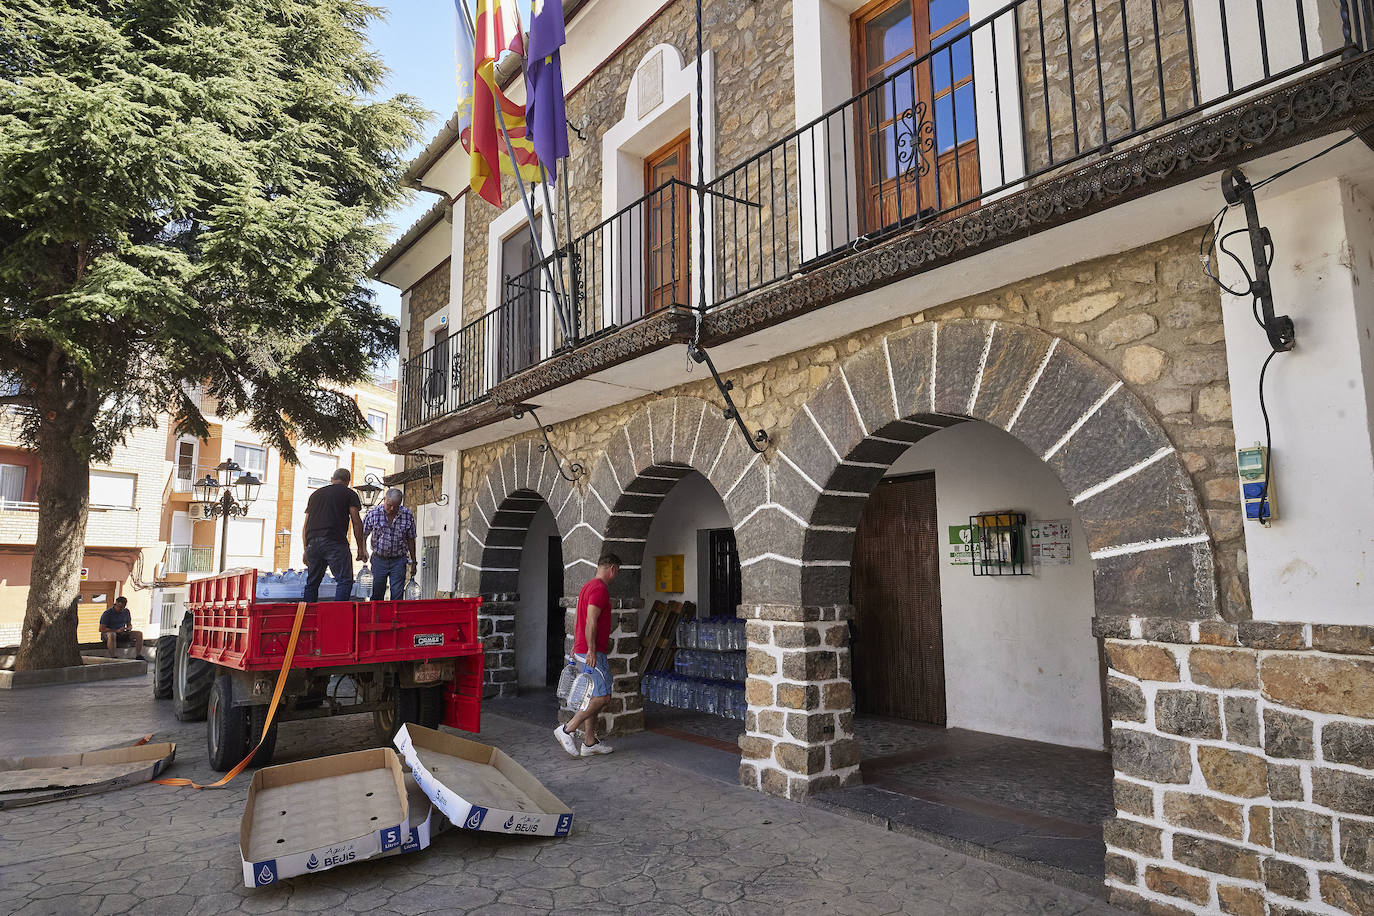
[469,0,541,207]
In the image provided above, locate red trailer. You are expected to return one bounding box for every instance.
[153,569,484,771]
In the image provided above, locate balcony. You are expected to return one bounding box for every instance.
[160,545,215,580]
[395,0,1374,445]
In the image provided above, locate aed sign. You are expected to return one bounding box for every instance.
[947,526,975,566]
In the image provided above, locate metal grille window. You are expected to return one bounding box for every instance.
[420,536,439,598]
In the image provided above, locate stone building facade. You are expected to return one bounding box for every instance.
[372,0,1374,910]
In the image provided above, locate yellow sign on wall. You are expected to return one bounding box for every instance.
[655,554,685,593]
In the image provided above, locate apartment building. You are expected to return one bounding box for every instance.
[149,378,401,638]
[0,422,167,645]
[373,0,1374,910]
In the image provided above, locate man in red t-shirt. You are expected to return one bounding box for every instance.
[555,553,620,757]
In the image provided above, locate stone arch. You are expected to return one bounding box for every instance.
[765,318,1218,618]
[459,437,582,599]
[459,438,582,698]
[580,395,770,599]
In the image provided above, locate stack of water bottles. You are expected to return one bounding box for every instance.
[641,671,747,720]
[254,566,420,602]
[639,613,748,719]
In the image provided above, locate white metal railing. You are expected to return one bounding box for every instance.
[0,499,38,512]
[163,545,214,574]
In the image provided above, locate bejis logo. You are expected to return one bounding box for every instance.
[306,854,320,871]
[255,863,276,886]
[464,805,487,829]
[503,815,515,830]
[322,851,356,867]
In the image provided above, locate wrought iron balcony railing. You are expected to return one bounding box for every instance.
[398,0,1371,434]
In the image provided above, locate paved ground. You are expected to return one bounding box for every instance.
[0,673,1127,915]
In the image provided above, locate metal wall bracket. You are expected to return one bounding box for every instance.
[407,450,449,506]
[1221,168,1296,352]
[687,343,769,454]
[512,406,584,482]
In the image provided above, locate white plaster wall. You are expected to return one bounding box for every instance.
[516,503,559,687]
[885,422,1103,749]
[639,472,732,627]
[1220,177,1374,625]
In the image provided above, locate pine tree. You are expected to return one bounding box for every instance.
[0,1,426,669]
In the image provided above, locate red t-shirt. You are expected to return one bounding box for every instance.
[573,577,611,657]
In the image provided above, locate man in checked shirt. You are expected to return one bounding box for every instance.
[362,488,417,599]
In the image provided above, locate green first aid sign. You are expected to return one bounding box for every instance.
[948,524,975,566]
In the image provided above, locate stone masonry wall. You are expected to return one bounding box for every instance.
[456,0,795,331]
[1098,615,1374,915]
[457,227,1250,619]
[405,258,451,359]
[1020,0,1195,176]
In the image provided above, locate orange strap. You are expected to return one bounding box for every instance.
[155,601,307,789]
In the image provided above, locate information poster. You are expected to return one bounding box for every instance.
[947,525,975,566]
[1030,520,1072,566]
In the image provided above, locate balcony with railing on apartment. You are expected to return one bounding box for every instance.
[158,545,214,582]
[395,0,1374,445]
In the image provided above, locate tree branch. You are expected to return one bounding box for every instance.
[0,395,34,407]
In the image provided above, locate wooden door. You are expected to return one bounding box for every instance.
[498,220,543,381]
[849,473,945,724]
[707,528,742,616]
[644,133,691,313]
[853,0,979,232]
[77,583,118,643]
[546,535,565,685]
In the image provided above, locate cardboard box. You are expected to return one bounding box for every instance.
[381,773,448,858]
[0,741,175,809]
[240,748,408,887]
[394,724,573,838]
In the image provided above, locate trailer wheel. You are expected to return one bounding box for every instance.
[374,684,445,742]
[207,674,248,771]
[152,634,177,699]
[173,615,213,722]
[248,704,278,768]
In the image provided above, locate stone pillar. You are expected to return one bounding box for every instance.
[738,604,860,801]
[559,597,644,736]
[1096,614,1374,915]
[478,596,517,698]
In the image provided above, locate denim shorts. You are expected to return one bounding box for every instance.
[574,652,611,698]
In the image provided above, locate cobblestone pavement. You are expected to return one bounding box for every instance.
[0,674,1128,915]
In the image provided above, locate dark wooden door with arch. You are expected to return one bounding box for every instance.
[849,473,946,724]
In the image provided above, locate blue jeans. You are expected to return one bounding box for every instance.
[370,554,408,600]
[303,539,353,602]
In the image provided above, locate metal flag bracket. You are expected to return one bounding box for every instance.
[511,406,584,481]
[407,450,450,506]
[686,343,769,453]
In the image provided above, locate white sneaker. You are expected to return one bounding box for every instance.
[554,725,579,758]
[580,740,613,756]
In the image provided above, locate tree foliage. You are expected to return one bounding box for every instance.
[0,0,426,459]
[0,0,427,668]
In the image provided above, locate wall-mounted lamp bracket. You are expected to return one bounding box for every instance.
[511,406,584,482]
[687,343,769,453]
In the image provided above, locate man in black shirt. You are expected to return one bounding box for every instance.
[302,468,368,602]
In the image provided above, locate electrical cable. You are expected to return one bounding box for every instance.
[1256,350,1279,524]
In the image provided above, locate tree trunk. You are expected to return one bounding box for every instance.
[14,411,92,671]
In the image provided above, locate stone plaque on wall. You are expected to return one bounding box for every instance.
[637,50,664,119]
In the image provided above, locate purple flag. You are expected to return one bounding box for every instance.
[525,0,569,182]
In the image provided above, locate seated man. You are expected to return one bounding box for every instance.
[98,596,145,660]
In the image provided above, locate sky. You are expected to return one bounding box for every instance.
[366,2,462,377]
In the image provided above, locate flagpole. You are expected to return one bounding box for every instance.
[536,162,572,334]
[559,159,577,317]
[459,0,572,343]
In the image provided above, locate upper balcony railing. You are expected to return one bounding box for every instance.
[398,0,1371,433]
[162,545,214,575]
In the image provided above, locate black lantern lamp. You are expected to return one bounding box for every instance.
[192,474,220,504]
[356,473,385,509]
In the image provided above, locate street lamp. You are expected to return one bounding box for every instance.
[355,473,386,509]
[190,459,262,571]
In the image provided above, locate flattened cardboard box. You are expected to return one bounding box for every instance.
[379,773,449,858]
[0,741,175,809]
[240,748,408,887]
[394,724,573,838]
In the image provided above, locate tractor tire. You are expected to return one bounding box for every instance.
[248,704,279,768]
[207,674,248,772]
[374,684,445,742]
[173,615,212,722]
[152,634,176,699]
